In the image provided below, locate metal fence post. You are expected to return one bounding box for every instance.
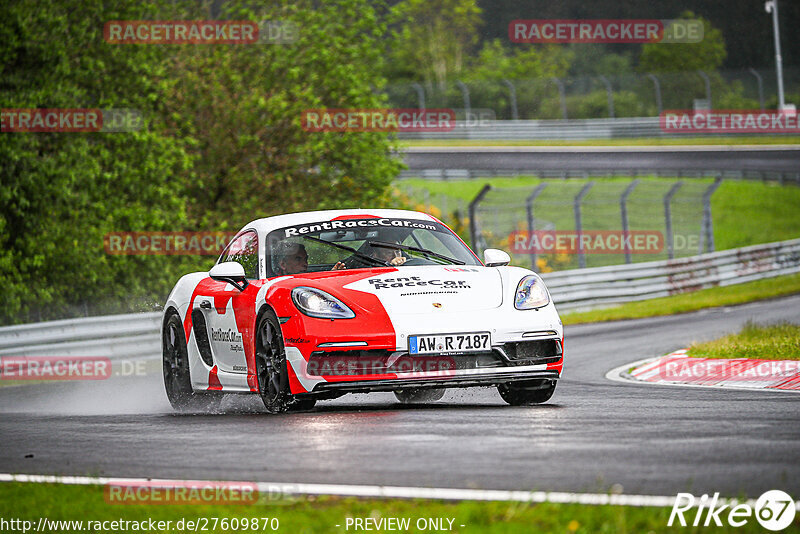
[468,184,492,256]
[411,82,426,110]
[455,81,471,118]
[748,69,765,111]
[663,182,683,260]
[646,73,662,115]
[503,79,519,120]
[574,182,594,269]
[550,77,568,120]
[697,70,712,107]
[620,179,640,264]
[599,75,615,119]
[525,183,548,271]
[699,177,723,254]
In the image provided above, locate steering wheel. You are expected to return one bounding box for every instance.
[342,255,390,269]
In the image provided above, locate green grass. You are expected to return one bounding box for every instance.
[687,322,800,361]
[396,177,800,267]
[396,174,800,324]
[560,273,800,325]
[396,177,800,252]
[711,181,800,249]
[400,136,800,147]
[4,482,797,534]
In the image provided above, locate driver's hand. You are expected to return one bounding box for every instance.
[388,256,406,266]
[332,261,347,270]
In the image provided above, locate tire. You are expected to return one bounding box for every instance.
[393,388,446,404]
[255,309,316,413]
[498,379,557,405]
[162,313,221,412]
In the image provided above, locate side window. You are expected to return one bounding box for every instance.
[220,230,259,279]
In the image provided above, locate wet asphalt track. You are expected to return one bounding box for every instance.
[1,294,799,498]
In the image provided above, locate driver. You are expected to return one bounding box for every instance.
[369,241,407,266]
[272,241,346,275]
[273,241,309,275]
[337,240,407,269]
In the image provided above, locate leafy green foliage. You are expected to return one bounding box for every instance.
[639,12,727,74]
[164,0,403,229]
[0,0,404,324]
[0,0,197,324]
[388,0,483,91]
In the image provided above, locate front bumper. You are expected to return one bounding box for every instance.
[310,365,560,394]
[282,301,564,395]
[286,344,562,395]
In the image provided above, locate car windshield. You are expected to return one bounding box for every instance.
[266,217,480,275]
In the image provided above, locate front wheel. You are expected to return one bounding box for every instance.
[162,313,220,412]
[498,379,556,405]
[255,309,316,413]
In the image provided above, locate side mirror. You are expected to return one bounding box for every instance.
[209,261,249,291]
[483,249,511,267]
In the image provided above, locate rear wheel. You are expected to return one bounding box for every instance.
[162,313,220,412]
[498,379,556,405]
[255,310,316,413]
[393,388,446,404]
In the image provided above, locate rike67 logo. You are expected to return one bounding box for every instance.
[669,490,796,531]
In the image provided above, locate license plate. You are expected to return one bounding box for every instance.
[408,332,491,355]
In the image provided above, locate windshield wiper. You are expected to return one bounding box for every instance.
[302,236,390,267]
[370,241,465,265]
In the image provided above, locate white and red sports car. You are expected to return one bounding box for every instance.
[162,209,563,412]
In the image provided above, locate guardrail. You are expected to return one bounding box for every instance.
[399,118,666,140]
[0,312,162,359]
[0,239,797,358]
[397,118,800,141]
[544,238,800,311]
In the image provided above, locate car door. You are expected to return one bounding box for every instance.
[193,230,259,374]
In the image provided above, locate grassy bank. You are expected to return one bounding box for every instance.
[687,322,800,360]
[395,177,800,256]
[2,482,791,534]
[560,273,800,325]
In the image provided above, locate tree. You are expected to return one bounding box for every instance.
[388,0,483,92]
[163,0,404,230]
[639,12,726,73]
[0,0,404,324]
[0,0,194,324]
[638,12,728,109]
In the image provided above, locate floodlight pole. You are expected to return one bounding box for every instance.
[765,0,786,110]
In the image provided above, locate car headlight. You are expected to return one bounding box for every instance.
[291,287,355,319]
[515,275,550,310]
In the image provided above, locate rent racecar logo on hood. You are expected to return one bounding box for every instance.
[344,267,503,313]
[366,276,470,290]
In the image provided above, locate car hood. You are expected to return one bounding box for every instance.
[340,266,504,314]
